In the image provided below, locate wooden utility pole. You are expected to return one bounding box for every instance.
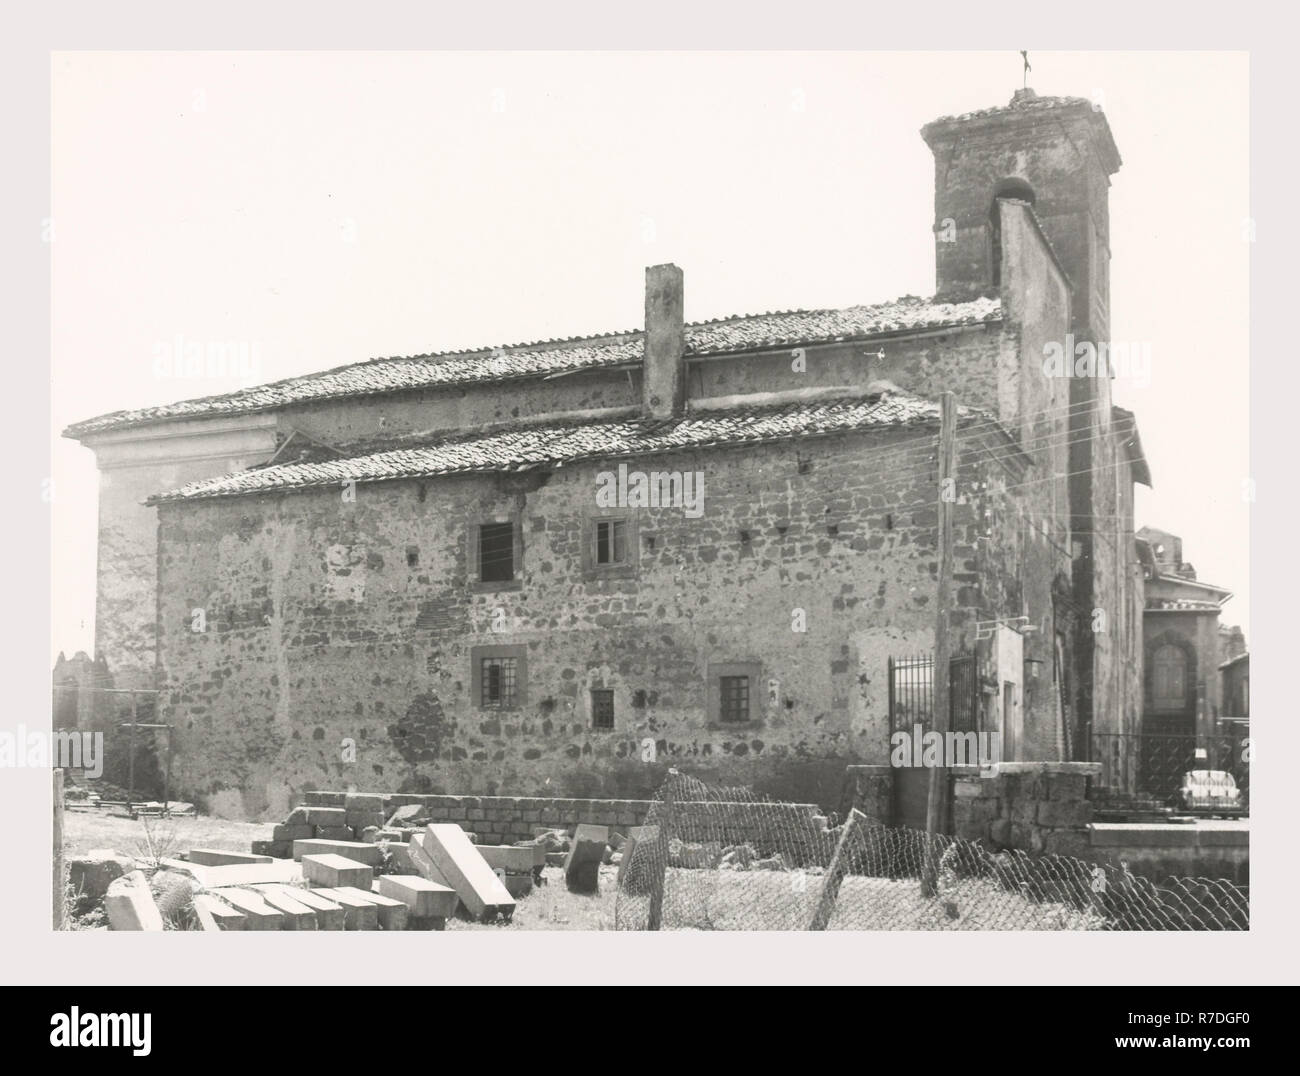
[922,392,957,897]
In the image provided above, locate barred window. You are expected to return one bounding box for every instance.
[591,689,615,729]
[719,675,750,723]
[480,656,518,709]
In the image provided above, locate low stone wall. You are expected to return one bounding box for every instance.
[303,789,824,849]
[950,762,1098,857]
[1088,822,1249,885]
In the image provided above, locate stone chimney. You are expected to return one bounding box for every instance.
[643,263,685,421]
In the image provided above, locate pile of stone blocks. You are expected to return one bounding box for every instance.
[254,794,444,859]
[168,841,456,930]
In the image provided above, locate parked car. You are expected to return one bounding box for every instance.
[1170,770,1246,816]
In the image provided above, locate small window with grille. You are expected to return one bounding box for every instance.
[591,688,615,730]
[480,656,518,709]
[719,675,750,723]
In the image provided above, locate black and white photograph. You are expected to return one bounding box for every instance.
[2,0,1294,1029]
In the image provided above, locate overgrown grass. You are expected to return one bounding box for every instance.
[62,810,267,858]
[447,866,619,930]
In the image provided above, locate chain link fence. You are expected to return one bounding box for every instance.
[613,770,1248,931]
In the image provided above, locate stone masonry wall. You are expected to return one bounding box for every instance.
[951,762,1098,858]
[156,418,1046,819]
[300,788,826,851]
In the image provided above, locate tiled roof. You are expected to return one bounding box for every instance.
[148,390,985,504]
[67,295,1001,438]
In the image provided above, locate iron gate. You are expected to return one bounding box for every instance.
[888,653,979,830]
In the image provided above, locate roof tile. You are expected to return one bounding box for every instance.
[149,390,984,504]
[69,295,1000,438]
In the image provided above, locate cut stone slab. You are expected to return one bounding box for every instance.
[214,887,286,929]
[256,884,344,930]
[247,885,317,929]
[302,853,374,890]
[475,845,538,873]
[311,887,379,930]
[293,839,383,865]
[422,824,516,920]
[105,870,165,931]
[160,858,302,888]
[341,885,407,931]
[273,823,314,842]
[565,824,610,894]
[381,841,415,874]
[407,832,453,887]
[387,804,429,827]
[193,893,246,931]
[377,874,458,919]
[315,826,355,841]
[305,806,348,827]
[498,870,534,899]
[345,792,387,812]
[188,848,273,867]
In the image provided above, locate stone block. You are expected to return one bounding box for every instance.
[343,885,407,930]
[247,885,318,929]
[304,790,345,807]
[302,853,375,890]
[422,824,516,920]
[498,871,533,899]
[205,887,284,930]
[310,887,379,930]
[193,893,245,930]
[272,824,313,842]
[344,793,387,812]
[474,845,537,873]
[315,826,355,841]
[104,870,165,931]
[377,874,459,919]
[161,858,303,888]
[305,806,348,827]
[188,848,273,867]
[564,824,609,894]
[292,839,383,865]
[259,884,344,929]
[284,807,310,825]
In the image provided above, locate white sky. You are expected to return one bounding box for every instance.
[50,50,1250,663]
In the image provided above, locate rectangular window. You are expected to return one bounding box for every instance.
[719,675,750,723]
[480,656,518,709]
[591,689,615,730]
[478,522,515,583]
[595,519,627,565]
